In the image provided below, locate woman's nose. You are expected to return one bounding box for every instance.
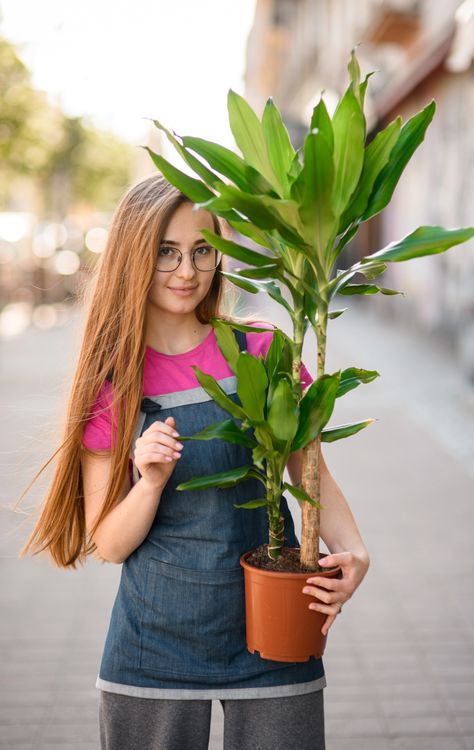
[176,253,197,276]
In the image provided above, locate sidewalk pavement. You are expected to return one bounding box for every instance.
[0,299,473,750]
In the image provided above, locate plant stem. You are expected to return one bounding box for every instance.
[300,304,328,569]
[266,461,284,560]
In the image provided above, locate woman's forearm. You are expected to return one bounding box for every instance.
[286,447,369,564]
[96,478,163,564]
[319,466,369,563]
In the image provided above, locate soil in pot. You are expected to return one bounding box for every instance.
[245,543,339,574]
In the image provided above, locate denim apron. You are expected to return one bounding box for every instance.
[96,329,325,695]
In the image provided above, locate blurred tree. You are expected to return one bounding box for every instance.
[0,35,134,213]
[39,115,134,216]
[0,37,63,204]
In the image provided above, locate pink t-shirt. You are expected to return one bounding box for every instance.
[82,322,314,452]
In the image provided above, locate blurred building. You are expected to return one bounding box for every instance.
[245,0,474,378]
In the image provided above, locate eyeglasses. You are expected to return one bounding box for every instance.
[155,245,222,272]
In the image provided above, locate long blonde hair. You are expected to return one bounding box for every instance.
[14,172,272,569]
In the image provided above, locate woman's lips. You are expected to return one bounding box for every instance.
[168,287,197,296]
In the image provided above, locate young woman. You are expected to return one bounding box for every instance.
[19,173,370,750]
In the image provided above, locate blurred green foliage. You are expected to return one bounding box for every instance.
[0,35,134,212]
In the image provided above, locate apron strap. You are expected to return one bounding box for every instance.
[233,327,247,353]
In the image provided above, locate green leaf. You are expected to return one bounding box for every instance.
[236,352,269,422]
[234,499,268,509]
[346,47,375,109]
[144,147,215,204]
[361,262,388,280]
[176,464,254,491]
[264,327,284,381]
[321,418,376,442]
[235,263,281,280]
[217,184,307,247]
[252,443,268,469]
[182,135,274,195]
[262,96,295,194]
[150,120,223,189]
[338,283,404,296]
[227,89,279,188]
[219,271,261,294]
[192,366,246,419]
[227,219,276,251]
[211,319,241,374]
[234,265,282,280]
[201,229,275,266]
[332,223,359,260]
[212,319,278,335]
[296,129,336,254]
[338,367,380,397]
[310,98,334,152]
[331,86,365,219]
[184,418,256,447]
[288,149,303,181]
[326,269,357,298]
[362,101,436,220]
[283,481,321,508]
[328,308,348,319]
[291,372,341,451]
[221,274,295,316]
[347,46,361,89]
[339,117,401,231]
[254,424,275,452]
[360,225,474,264]
[358,71,375,109]
[267,379,299,441]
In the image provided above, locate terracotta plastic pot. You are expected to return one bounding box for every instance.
[239,548,341,662]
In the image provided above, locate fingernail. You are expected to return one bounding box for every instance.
[172,431,179,437]
[302,587,311,594]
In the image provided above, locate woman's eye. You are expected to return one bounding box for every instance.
[196,245,211,255]
[158,246,174,256]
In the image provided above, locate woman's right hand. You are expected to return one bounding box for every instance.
[133,415,183,491]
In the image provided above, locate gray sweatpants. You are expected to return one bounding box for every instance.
[98,689,325,750]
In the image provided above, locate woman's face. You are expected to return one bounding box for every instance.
[147,201,219,316]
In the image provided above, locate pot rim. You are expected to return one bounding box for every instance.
[239,548,341,579]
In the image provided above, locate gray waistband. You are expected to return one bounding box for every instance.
[96,675,326,700]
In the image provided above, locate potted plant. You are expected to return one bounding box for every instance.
[143,49,474,661]
[173,316,375,660]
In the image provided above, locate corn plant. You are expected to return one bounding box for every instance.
[144,48,474,568]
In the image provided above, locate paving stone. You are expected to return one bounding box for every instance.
[385,713,455,736]
[325,715,387,737]
[389,738,465,750]
[378,697,445,718]
[453,714,474,735]
[327,740,391,750]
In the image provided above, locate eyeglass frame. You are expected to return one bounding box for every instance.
[154,245,222,273]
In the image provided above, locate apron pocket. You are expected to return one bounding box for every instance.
[138,557,248,678]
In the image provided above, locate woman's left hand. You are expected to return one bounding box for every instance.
[302,550,370,636]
